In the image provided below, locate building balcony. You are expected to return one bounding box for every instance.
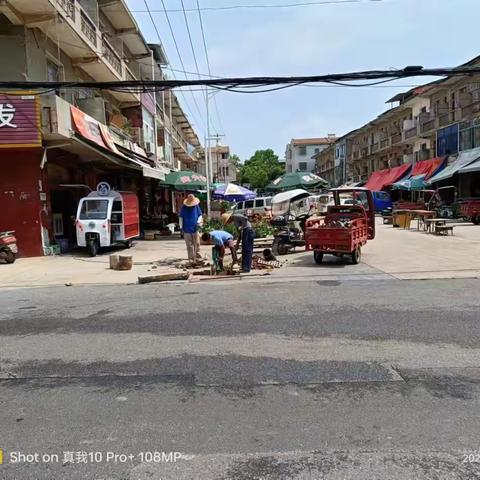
[391,131,402,145]
[403,125,418,140]
[438,112,453,128]
[41,94,147,150]
[461,101,480,119]
[379,138,390,150]
[3,0,139,104]
[419,114,435,136]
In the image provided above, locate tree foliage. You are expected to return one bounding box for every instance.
[230,154,242,169]
[239,149,284,189]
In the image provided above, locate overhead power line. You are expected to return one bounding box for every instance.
[128,0,385,13]
[180,0,203,80]
[143,0,206,134]
[158,0,209,133]
[2,66,476,93]
[196,0,226,136]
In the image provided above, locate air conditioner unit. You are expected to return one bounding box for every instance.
[145,142,153,153]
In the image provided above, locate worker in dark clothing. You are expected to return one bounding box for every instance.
[222,212,255,273]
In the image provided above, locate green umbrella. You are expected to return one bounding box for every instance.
[266,172,329,192]
[163,170,207,191]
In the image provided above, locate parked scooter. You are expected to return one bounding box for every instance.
[0,231,18,264]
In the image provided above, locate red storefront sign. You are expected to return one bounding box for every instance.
[0,94,41,148]
[71,105,124,156]
[71,105,108,149]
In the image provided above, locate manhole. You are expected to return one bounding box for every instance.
[317,280,341,286]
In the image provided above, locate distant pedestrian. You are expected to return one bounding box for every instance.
[179,194,203,265]
[222,212,254,273]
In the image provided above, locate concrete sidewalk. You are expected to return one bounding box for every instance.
[1,219,479,288]
[270,218,480,282]
[0,237,211,288]
[364,219,480,280]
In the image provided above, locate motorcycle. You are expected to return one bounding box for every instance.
[0,231,18,264]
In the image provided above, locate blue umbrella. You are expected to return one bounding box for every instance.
[212,183,256,202]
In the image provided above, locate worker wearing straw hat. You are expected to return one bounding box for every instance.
[222,212,254,273]
[179,194,203,265]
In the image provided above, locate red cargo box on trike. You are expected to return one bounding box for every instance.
[305,188,375,265]
[460,199,480,225]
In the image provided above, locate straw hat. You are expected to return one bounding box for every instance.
[221,212,232,224]
[183,194,200,207]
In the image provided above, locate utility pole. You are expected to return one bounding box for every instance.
[205,87,211,217]
[204,88,226,216]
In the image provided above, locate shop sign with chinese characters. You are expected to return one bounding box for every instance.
[0,94,42,148]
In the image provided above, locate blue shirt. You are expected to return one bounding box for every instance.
[180,204,202,234]
[209,230,233,247]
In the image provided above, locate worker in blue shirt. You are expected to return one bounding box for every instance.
[179,194,203,265]
[201,230,238,271]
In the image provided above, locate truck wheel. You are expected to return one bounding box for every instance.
[125,239,132,248]
[88,239,99,257]
[314,251,323,264]
[351,246,361,265]
[473,216,480,225]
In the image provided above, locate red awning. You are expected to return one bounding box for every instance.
[364,169,389,191]
[410,157,445,180]
[365,164,411,191]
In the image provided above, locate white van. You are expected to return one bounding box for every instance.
[233,197,272,217]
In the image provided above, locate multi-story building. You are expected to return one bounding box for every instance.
[339,55,480,195]
[313,130,357,186]
[0,0,201,256]
[313,144,335,185]
[198,145,237,183]
[285,136,336,173]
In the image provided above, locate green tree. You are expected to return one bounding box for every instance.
[230,154,242,169]
[239,149,284,189]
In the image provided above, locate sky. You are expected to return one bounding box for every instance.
[126,0,480,161]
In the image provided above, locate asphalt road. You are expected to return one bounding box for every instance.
[1,277,480,479]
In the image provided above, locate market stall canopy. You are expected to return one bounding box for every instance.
[392,158,445,190]
[410,157,446,179]
[212,183,256,202]
[459,153,480,174]
[163,171,207,191]
[429,148,480,183]
[364,164,411,191]
[393,174,428,191]
[266,172,328,192]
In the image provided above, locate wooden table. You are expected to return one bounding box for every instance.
[409,210,436,231]
[392,209,435,230]
[424,218,446,234]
